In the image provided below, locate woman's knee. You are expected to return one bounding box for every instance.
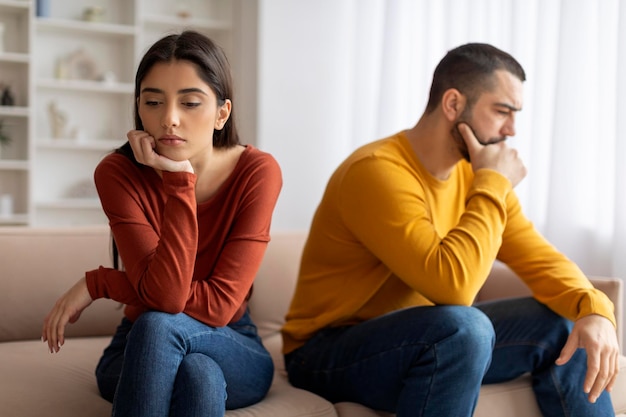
[128,311,179,343]
[172,354,227,414]
[177,354,227,393]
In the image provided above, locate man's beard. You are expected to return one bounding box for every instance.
[451,119,507,162]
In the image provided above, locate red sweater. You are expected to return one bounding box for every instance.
[85,145,282,327]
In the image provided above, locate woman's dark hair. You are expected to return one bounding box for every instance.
[425,43,526,113]
[112,31,240,269]
[116,30,240,161]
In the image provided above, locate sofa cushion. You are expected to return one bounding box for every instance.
[0,335,336,417]
[227,375,336,417]
[0,337,113,417]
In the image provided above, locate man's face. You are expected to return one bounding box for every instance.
[451,70,523,162]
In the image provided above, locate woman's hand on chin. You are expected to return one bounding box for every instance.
[127,130,194,174]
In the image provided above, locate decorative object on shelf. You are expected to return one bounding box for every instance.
[55,48,99,81]
[0,119,10,142]
[48,101,68,139]
[83,6,106,22]
[0,85,15,106]
[177,3,191,19]
[36,0,51,18]
[69,126,86,142]
[65,179,98,199]
[0,119,11,158]
[0,194,14,218]
[98,70,117,85]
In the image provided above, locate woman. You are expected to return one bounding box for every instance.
[42,31,282,416]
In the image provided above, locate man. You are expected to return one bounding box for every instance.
[281,43,619,416]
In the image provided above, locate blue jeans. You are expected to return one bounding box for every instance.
[285,297,614,417]
[96,310,274,417]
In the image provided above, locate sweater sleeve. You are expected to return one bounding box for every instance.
[497,192,616,327]
[340,157,511,306]
[86,155,198,313]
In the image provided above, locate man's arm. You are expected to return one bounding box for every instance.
[496,188,618,403]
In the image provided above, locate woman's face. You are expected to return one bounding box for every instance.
[137,60,231,162]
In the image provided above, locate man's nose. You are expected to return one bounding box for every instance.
[502,117,516,137]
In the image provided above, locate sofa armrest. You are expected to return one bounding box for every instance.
[587,276,624,350]
[477,261,623,351]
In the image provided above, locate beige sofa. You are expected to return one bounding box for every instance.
[0,226,624,417]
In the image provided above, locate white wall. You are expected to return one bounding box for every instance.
[257,0,359,232]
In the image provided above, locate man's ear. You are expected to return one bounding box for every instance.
[215,99,232,130]
[441,88,466,122]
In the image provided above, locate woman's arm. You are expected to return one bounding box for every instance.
[42,277,93,353]
[184,153,282,326]
[86,153,199,312]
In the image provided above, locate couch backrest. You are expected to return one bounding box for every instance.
[0,226,306,343]
[249,232,307,339]
[5,226,619,352]
[0,226,124,342]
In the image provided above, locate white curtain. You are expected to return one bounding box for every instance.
[258,0,626,284]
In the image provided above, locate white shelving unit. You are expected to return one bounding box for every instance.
[32,0,137,225]
[0,0,33,225]
[0,0,255,226]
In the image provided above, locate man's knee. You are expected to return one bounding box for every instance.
[443,306,495,358]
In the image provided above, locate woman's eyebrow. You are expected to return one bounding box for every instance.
[141,87,163,94]
[178,88,208,95]
[140,87,208,96]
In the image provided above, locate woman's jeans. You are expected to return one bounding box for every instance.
[285,297,614,417]
[96,310,274,417]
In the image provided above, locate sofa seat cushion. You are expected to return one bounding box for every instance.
[227,375,336,417]
[0,334,336,417]
[228,330,336,417]
[243,332,336,417]
[0,337,113,417]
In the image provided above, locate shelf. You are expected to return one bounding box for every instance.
[0,106,29,117]
[36,78,133,94]
[0,213,29,225]
[37,138,123,151]
[0,159,28,170]
[0,52,29,63]
[0,1,29,13]
[36,198,102,210]
[142,14,231,30]
[36,17,137,37]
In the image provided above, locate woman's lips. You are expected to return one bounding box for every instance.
[158,135,185,146]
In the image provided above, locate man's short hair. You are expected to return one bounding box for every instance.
[425,43,526,113]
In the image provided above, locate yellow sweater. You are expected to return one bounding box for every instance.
[282,132,615,354]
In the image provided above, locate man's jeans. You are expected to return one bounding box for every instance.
[96,310,274,417]
[285,297,614,417]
